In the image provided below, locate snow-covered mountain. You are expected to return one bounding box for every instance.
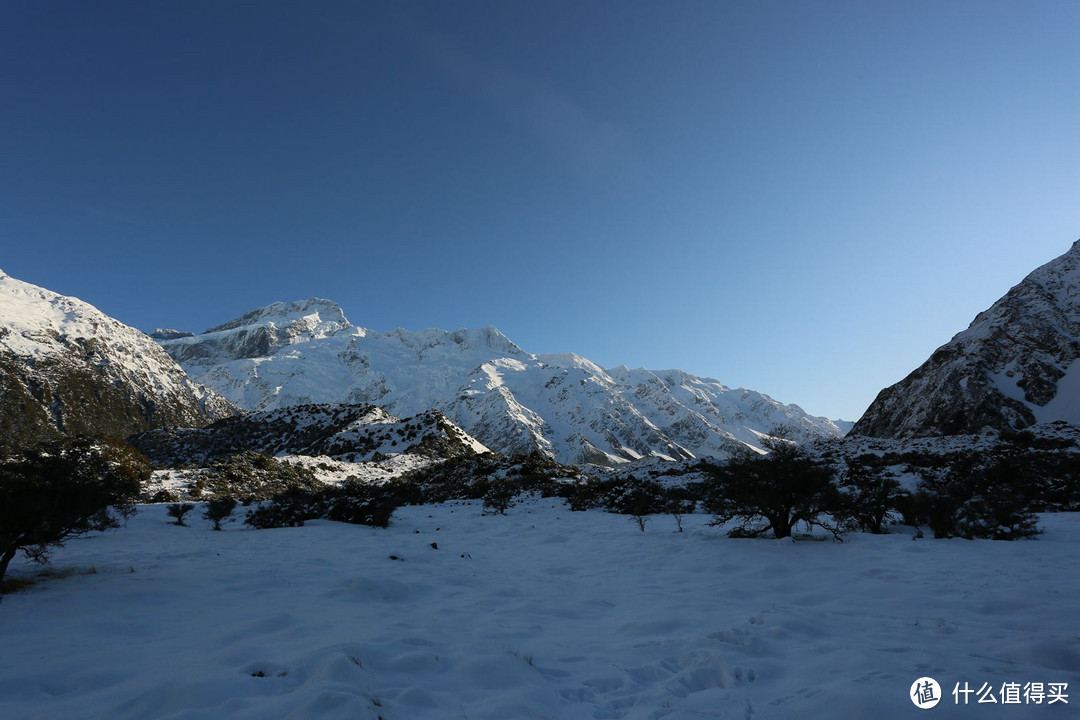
[852,239,1080,438]
[157,300,846,465]
[0,269,232,455]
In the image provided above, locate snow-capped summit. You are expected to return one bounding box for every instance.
[157,300,847,464]
[852,238,1080,438]
[0,270,232,454]
[204,298,351,338]
[162,298,354,365]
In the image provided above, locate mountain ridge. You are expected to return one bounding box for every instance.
[131,402,490,469]
[0,269,233,455]
[156,299,847,465]
[851,239,1080,438]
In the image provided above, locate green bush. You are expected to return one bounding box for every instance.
[565,476,625,511]
[0,437,146,591]
[835,457,908,534]
[199,452,322,503]
[245,481,405,530]
[145,488,179,504]
[243,487,318,529]
[702,442,841,540]
[204,497,238,530]
[909,455,1041,540]
[166,503,195,526]
[324,481,403,528]
[482,479,520,515]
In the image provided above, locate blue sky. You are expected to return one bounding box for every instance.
[2,0,1078,421]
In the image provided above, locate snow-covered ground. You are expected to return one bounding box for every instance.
[1,501,1077,719]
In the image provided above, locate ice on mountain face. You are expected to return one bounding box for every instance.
[1034,358,1080,425]
[158,299,847,465]
[853,239,1080,438]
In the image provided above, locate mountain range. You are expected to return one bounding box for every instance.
[5,237,1080,467]
[153,300,848,465]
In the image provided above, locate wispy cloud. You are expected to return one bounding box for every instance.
[422,30,633,179]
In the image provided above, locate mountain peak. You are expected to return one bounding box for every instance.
[852,238,1080,438]
[158,298,357,366]
[0,270,228,454]
[451,325,526,356]
[205,298,350,335]
[537,353,607,376]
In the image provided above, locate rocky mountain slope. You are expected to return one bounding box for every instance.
[156,301,847,465]
[132,402,489,468]
[852,239,1080,438]
[0,270,232,455]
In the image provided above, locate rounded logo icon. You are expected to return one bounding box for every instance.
[911,677,942,709]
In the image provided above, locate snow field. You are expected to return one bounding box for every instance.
[1,501,1077,719]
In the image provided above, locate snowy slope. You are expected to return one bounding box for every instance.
[157,300,847,464]
[0,269,231,453]
[1,500,1077,719]
[853,239,1080,438]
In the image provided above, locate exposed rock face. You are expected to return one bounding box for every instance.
[149,329,195,341]
[852,239,1080,439]
[0,270,233,456]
